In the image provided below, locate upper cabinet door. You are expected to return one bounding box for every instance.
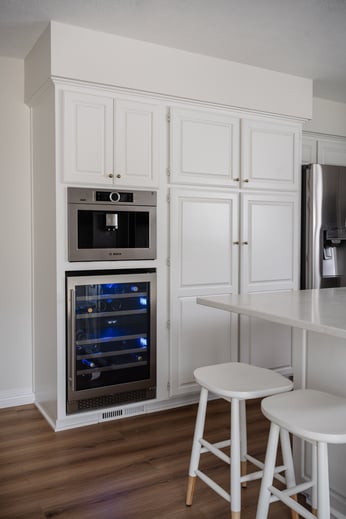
[60,88,162,187]
[241,118,301,191]
[61,89,114,184]
[114,98,162,187]
[170,107,240,187]
[317,138,346,167]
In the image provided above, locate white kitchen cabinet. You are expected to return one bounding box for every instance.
[169,114,302,391]
[317,137,346,166]
[239,317,292,372]
[302,132,346,166]
[59,86,162,187]
[169,187,300,394]
[302,135,318,164]
[241,118,301,190]
[170,109,301,192]
[169,187,239,395]
[170,107,240,187]
[238,193,299,373]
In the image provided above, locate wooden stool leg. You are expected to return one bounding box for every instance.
[186,387,208,506]
[240,400,247,488]
[317,442,330,518]
[256,422,280,519]
[279,429,299,519]
[230,398,241,515]
[186,476,196,506]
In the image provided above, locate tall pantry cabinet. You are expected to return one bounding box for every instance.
[169,107,301,396]
[29,80,167,429]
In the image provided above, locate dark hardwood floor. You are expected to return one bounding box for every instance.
[0,399,305,518]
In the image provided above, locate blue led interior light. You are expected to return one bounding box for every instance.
[82,359,95,368]
[139,297,147,306]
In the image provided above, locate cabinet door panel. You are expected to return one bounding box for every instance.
[180,199,234,287]
[62,90,114,184]
[302,135,317,164]
[115,99,161,187]
[170,107,240,186]
[241,194,299,292]
[171,297,232,394]
[169,188,239,395]
[240,315,292,373]
[171,188,239,294]
[317,138,346,166]
[241,118,300,190]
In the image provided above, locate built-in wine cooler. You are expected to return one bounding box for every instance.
[66,269,156,414]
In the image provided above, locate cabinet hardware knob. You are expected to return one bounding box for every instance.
[108,173,114,178]
[243,179,249,183]
[233,241,239,245]
[116,174,122,179]
[242,241,249,245]
[234,177,240,182]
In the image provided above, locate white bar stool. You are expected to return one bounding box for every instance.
[256,389,346,519]
[186,362,294,518]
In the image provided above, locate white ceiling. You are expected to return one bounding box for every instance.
[1,0,346,103]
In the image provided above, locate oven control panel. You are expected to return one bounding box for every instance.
[96,191,133,203]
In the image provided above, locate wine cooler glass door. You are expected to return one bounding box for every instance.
[67,271,156,413]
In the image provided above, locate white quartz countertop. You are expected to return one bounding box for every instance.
[197,288,346,339]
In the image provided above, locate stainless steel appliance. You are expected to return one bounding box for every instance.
[301,164,346,289]
[68,187,157,262]
[66,269,156,414]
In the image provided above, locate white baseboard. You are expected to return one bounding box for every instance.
[0,388,34,409]
[52,392,201,431]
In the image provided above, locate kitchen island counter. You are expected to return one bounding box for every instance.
[197,287,346,519]
[197,288,346,340]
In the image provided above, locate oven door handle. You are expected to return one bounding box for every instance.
[69,288,76,393]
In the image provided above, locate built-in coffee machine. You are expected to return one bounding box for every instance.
[67,187,157,262]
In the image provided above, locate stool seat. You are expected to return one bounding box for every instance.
[195,362,293,400]
[257,389,346,519]
[186,362,294,518]
[261,389,346,444]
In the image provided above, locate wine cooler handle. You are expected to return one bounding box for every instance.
[70,288,76,392]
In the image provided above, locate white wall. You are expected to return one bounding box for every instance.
[0,57,33,407]
[304,97,346,137]
[25,21,312,120]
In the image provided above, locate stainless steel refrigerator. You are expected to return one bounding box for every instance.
[301,163,346,289]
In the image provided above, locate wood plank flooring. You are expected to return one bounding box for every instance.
[0,399,306,518]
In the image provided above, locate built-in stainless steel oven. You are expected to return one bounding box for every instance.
[66,269,156,414]
[68,187,156,262]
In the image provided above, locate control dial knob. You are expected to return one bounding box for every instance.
[109,192,120,202]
